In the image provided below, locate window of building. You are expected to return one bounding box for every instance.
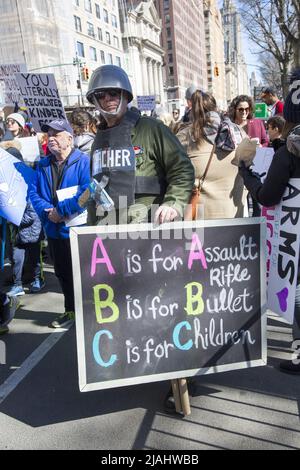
[111,14,117,28]
[168,53,173,63]
[167,40,172,50]
[100,50,105,64]
[165,14,170,23]
[98,27,103,41]
[106,31,111,44]
[74,15,82,32]
[115,56,121,67]
[77,41,85,57]
[84,0,92,13]
[74,0,80,6]
[87,22,95,37]
[169,66,174,76]
[95,3,100,19]
[103,8,109,23]
[90,46,97,61]
[166,27,171,37]
[113,35,119,48]
[164,0,170,9]
[107,53,113,64]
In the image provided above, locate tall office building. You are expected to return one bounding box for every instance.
[220,0,249,103]
[204,0,227,110]
[119,0,165,106]
[155,0,207,111]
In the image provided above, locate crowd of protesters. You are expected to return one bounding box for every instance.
[1,66,300,411]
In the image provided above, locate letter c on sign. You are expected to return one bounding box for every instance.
[173,321,193,351]
[92,330,117,367]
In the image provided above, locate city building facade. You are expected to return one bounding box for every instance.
[74,0,124,104]
[155,0,208,112]
[220,0,249,104]
[0,0,124,107]
[119,0,165,107]
[204,0,227,110]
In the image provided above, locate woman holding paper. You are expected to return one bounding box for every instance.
[228,95,269,147]
[239,69,300,373]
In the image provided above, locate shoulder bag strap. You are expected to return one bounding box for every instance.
[199,144,216,190]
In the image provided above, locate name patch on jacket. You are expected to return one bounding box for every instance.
[92,147,135,177]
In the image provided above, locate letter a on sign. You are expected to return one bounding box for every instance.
[90,237,116,276]
[188,233,208,270]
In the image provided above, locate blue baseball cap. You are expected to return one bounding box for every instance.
[41,119,73,135]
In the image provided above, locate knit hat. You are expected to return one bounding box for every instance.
[6,113,26,129]
[283,69,300,124]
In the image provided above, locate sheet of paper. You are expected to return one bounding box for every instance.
[15,136,40,162]
[56,185,87,227]
[252,147,274,182]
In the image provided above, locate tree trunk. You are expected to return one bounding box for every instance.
[292,38,300,68]
[281,67,290,98]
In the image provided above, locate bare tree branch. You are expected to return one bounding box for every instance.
[238,0,299,95]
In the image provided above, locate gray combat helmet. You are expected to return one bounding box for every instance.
[86,65,133,104]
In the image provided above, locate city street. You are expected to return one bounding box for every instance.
[0,263,299,450]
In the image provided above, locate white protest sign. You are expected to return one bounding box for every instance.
[15,136,40,163]
[0,63,27,105]
[137,95,156,111]
[263,178,300,324]
[15,73,66,132]
[252,147,274,182]
[0,147,35,226]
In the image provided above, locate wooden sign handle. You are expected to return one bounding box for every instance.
[171,378,191,416]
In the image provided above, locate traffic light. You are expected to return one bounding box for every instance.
[81,67,90,81]
[214,66,219,77]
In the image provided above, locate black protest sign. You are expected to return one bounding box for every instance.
[15,73,66,131]
[70,220,266,392]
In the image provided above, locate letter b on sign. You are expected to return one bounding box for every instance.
[94,284,119,324]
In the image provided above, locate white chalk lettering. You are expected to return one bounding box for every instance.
[148,243,183,273]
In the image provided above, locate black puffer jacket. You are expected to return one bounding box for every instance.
[14,201,42,245]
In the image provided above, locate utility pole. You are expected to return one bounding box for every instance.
[73,53,84,106]
[15,0,27,64]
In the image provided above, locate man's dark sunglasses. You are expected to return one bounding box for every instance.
[94,89,121,100]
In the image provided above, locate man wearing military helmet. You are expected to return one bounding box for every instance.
[86,65,194,225]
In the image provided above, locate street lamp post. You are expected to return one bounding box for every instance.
[73,53,85,106]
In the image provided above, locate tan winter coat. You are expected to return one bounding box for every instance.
[176,126,247,220]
